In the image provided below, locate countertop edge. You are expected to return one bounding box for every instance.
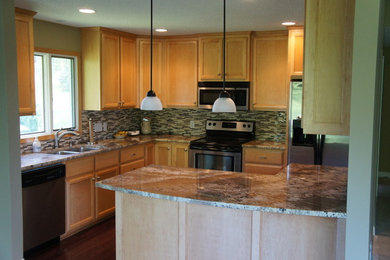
[96,182,347,219]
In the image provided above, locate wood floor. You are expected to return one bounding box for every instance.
[25,217,115,260]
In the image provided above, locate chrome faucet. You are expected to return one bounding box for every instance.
[54,129,80,148]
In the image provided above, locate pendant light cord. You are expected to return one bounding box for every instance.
[222,0,226,91]
[150,0,153,92]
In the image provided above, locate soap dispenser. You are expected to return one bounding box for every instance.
[32,137,42,153]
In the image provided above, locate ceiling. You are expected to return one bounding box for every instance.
[14,0,305,35]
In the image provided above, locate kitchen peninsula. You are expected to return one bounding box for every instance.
[97,163,347,260]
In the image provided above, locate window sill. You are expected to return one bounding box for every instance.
[20,133,55,144]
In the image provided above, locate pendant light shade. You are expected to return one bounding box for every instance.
[140,0,163,111]
[212,0,237,113]
[212,91,237,112]
[141,90,163,110]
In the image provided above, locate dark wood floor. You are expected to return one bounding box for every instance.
[25,217,115,260]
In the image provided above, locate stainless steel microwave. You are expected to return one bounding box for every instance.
[197,82,250,111]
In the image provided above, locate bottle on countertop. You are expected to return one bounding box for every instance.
[32,137,42,153]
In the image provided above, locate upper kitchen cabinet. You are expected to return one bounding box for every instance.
[15,8,36,115]
[252,31,289,110]
[165,38,198,107]
[137,38,164,107]
[303,0,354,136]
[81,27,137,110]
[198,32,250,81]
[287,26,304,78]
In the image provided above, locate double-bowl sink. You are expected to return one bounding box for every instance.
[46,145,104,155]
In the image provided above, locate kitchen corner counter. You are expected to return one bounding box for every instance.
[21,135,200,171]
[97,163,347,218]
[242,140,286,150]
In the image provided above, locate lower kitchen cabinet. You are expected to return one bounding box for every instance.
[65,156,95,234]
[155,142,189,167]
[95,166,118,219]
[120,159,145,174]
[120,144,146,174]
[144,142,155,166]
[243,148,285,174]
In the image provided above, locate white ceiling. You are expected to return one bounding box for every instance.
[14,0,305,35]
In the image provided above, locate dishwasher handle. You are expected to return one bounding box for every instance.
[22,164,65,188]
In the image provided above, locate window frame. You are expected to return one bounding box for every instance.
[20,48,82,143]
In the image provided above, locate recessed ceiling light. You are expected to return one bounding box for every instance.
[155,28,168,32]
[79,8,96,14]
[282,21,296,26]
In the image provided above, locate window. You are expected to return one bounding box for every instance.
[20,52,78,136]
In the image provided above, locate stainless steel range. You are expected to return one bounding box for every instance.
[189,120,255,172]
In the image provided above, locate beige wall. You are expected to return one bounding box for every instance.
[33,19,80,52]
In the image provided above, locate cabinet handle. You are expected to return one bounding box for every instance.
[132,153,136,156]
[259,156,267,160]
[193,102,197,104]
[167,147,171,150]
[96,176,101,180]
[91,178,96,181]
[131,168,136,171]
[184,148,188,152]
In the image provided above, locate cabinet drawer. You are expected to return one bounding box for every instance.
[66,156,94,178]
[120,159,145,174]
[95,150,119,170]
[120,145,145,163]
[244,148,284,165]
[243,163,282,175]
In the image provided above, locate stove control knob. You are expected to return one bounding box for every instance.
[213,123,216,126]
[208,122,212,126]
[243,124,246,128]
[248,124,251,128]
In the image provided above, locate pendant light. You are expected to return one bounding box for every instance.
[212,0,236,113]
[140,0,163,111]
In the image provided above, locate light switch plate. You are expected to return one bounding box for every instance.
[94,122,103,132]
[190,120,195,128]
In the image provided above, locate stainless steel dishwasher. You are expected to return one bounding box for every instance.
[22,164,65,252]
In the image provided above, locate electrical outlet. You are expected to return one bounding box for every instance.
[93,122,103,132]
[190,120,195,128]
[102,122,108,131]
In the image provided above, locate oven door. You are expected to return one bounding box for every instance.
[189,149,242,172]
[198,87,248,110]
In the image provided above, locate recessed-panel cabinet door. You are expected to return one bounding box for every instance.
[166,39,198,107]
[226,36,250,81]
[120,37,137,108]
[15,10,36,115]
[95,166,118,219]
[101,32,120,109]
[155,142,172,166]
[171,143,189,168]
[199,38,223,81]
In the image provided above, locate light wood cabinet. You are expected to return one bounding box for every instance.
[65,156,95,233]
[288,27,304,77]
[145,142,155,166]
[302,0,354,136]
[81,27,137,110]
[119,144,147,174]
[252,31,289,110]
[155,142,172,166]
[15,8,36,116]
[243,148,284,174]
[137,39,164,107]
[95,166,118,219]
[199,33,250,81]
[155,142,189,167]
[166,39,198,107]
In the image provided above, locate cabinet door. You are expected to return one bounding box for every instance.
[15,10,36,115]
[95,166,118,219]
[226,36,249,81]
[303,0,353,135]
[199,38,222,81]
[252,33,288,110]
[145,143,155,166]
[155,142,172,166]
[171,143,189,168]
[120,36,137,108]
[66,173,95,232]
[288,27,304,77]
[101,32,121,109]
[138,39,164,106]
[166,39,198,107]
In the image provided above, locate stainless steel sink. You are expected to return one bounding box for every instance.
[46,145,104,155]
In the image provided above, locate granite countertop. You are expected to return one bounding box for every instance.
[96,163,347,218]
[242,140,286,150]
[21,135,199,171]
